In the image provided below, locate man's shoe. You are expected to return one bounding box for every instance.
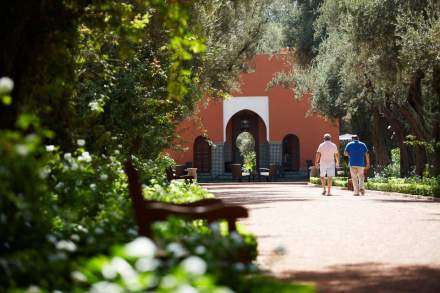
[321,190,326,195]
[360,189,365,195]
[353,193,359,196]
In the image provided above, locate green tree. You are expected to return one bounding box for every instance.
[274,0,440,176]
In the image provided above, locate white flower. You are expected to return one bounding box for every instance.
[88,101,100,111]
[124,237,157,258]
[71,271,87,282]
[71,234,80,241]
[15,144,29,156]
[114,150,120,155]
[176,284,198,293]
[70,161,79,170]
[26,285,41,293]
[90,183,97,191]
[45,145,55,152]
[102,263,118,280]
[161,276,177,288]
[128,228,138,237]
[39,166,51,179]
[100,174,108,181]
[166,242,187,258]
[90,281,123,293]
[78,151,92,162]
[0,77,14,94]
[56,240,77,252]
[95,227,104,235]
[195,245,206,255]
[181,256,207,276]
[63,153,72,160]
[76,225,88,233]
[55,182,65,191]
[135,257,159,272]
[209,222,221,234]
[233,262,245,272]
[77,139,86,146]
[109,257,140,290]
[46,234,57,243]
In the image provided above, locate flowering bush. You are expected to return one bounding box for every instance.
[70,237,233,293]
[144,180,214,203]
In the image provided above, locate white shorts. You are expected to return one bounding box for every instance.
[320,164,335,177]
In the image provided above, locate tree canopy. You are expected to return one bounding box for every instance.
[272,0,440,176]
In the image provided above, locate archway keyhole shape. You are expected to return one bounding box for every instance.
[236,131,256,172]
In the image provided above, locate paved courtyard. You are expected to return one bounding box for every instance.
[203,183,440,292]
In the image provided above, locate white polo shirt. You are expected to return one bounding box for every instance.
[317,141,338,166]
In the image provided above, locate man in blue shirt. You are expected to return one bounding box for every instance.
[344,135,370,196]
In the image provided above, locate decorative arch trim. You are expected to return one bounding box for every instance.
[223,96,269,141]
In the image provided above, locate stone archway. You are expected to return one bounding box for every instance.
[282,134,300,171]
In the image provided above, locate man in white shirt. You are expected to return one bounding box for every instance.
[315,133,339,196]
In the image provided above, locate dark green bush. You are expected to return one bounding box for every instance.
[310,176,440,197]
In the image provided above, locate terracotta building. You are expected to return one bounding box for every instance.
[167,53,339,178]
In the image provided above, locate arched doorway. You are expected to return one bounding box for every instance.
[193,136,211,173]
[227,110,262,169]
[282,134,300,171]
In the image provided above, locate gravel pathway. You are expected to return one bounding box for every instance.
[202,182,440,292]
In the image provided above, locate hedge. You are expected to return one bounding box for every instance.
[309,177,440,198]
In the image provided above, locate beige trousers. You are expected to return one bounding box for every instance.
[350,166,365,194]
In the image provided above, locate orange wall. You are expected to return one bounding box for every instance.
[166,97,223,164]
[168,53,339,169]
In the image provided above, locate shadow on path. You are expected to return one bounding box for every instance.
[217,195,313,206]
[280,263,440,293]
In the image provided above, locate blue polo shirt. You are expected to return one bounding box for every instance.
[344,140,368,167]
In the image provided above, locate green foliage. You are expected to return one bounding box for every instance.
[378,148,400,178]
[273,0,440,176]
[243,152,257,173]
[309,176,347,187]
[236,131,257,172]
[144,181,214,204]
[193,1,270,93]
[239,275,316,293]
[310,176,440,197]
[0,115,57,288]
[153,219,258,290]
[71,237,232,293]
[367,177,440,197]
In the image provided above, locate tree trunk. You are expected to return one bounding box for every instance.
[371,110,391,170]
[382,107,411,177]
[431,65,440,176]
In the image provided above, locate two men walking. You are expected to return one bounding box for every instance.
[315,133,369,196]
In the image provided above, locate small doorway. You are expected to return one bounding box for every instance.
[282,134,300,171]
[193,136,211,173]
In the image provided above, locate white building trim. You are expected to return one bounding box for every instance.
[223,96,269,141]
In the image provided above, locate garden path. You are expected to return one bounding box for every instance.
[202,182,440,292]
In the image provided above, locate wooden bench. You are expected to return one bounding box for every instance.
[258,165,278,181]
[165,167,194,183]
[124,160,249,237]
